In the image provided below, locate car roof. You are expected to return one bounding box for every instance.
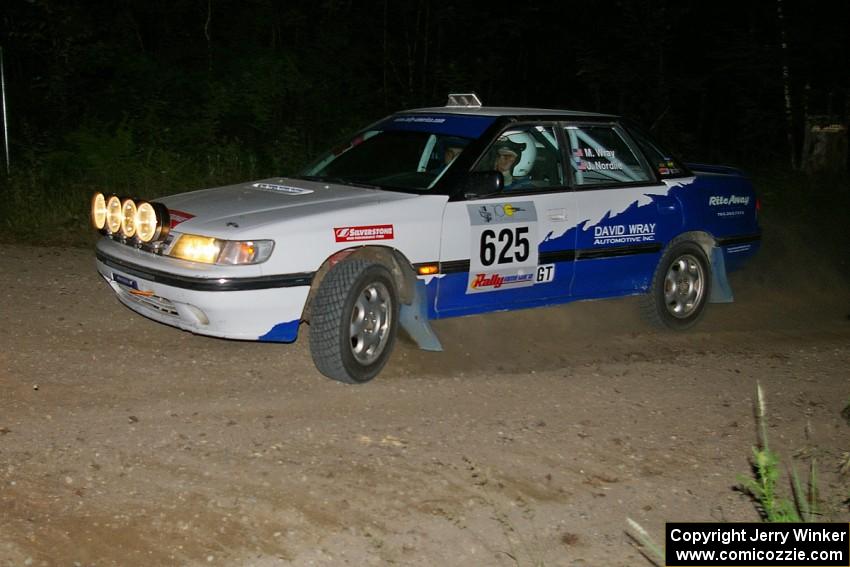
[403,105,618,120]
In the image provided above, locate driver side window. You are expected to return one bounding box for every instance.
[473,125,564,192]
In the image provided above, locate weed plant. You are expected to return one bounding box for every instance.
[738,382,819,522]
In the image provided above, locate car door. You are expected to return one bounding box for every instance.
[435,124,577,316]
[564,122,682,298]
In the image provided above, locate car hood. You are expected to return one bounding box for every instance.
[157,177,417,236]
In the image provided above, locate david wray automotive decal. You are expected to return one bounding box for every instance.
[334,225,395,243]
[592,222,656,245]
[466,202,538,293]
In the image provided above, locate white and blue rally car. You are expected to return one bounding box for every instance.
[91,94,760,383]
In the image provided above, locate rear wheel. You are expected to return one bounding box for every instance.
[641,241,711,330]
[309,259,399,383]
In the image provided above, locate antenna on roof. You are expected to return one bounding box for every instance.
[446,93,482,108]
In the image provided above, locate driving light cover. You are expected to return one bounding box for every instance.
[106,195,123,234]
[169,234,274,265]
[91,193,170,243]
[134,202,158,243]
[91,192,107,230]
[121,199,137,238]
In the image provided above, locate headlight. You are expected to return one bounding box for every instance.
[169,234,274,265]
[91,192,107,231]
[106,195,123,234]
[121,199,137,238]
[169,234,221,264]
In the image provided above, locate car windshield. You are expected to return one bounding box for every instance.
[297,113,495,192]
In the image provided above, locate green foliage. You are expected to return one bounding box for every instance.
[737,382,819,523]
[0,119,311,245]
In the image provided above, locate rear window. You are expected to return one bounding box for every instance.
[564,125,653,187]
[626,126,689,179]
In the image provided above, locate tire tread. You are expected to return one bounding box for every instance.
[309,259,396,383]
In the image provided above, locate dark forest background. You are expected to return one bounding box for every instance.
[0,0,848,241]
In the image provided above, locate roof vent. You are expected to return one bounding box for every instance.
[446,93,482,108]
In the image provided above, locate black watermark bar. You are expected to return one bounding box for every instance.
[666,523,849,566]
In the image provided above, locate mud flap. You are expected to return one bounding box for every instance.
[709,246,734,303]
[399,280,443,352]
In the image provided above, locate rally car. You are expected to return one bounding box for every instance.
[91,94,760,383]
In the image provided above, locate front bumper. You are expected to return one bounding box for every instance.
[95,242,312,342]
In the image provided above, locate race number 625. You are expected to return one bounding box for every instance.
[480,227,530,266]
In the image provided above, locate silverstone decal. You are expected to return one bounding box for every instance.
[466,202,538,294]
[168,209,195,228]
[334,224,395,243]
[251,182,313,195]
[593,223,656,245]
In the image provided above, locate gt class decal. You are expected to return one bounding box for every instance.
[466,202,538,294]
[334,224,395,243]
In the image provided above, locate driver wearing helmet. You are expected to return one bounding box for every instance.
[492,138,532,190]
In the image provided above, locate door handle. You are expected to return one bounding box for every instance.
[548,208,566,221]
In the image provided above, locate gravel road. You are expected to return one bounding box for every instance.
[1,243,848,566]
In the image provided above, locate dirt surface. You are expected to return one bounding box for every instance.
[1,241,848,567]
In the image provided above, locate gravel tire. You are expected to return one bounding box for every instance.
[309,259,399,384]
[641,241,711,331]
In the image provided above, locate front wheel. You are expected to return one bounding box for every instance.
[641,241,711,330]
[309,259,399,383]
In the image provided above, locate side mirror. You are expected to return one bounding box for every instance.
[458,171,504,199]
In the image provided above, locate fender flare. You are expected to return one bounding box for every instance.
[302,246,443,351]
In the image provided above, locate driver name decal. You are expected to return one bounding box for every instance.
[334,225,395,243]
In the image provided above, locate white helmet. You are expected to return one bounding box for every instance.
[500,131,537,176]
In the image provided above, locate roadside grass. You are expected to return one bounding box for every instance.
[626,381,840,564]
[736,382,819,523]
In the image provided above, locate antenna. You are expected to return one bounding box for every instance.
[1,46,9,175]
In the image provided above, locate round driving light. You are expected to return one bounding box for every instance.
[121,199,137,238]
[106,196,123,234]
[135,202,158,243]
[91,192,107,231]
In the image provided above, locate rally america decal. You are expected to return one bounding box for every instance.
[466,202,538,294]
[334,225,395,243]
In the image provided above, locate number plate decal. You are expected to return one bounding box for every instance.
[466,202,538,293]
